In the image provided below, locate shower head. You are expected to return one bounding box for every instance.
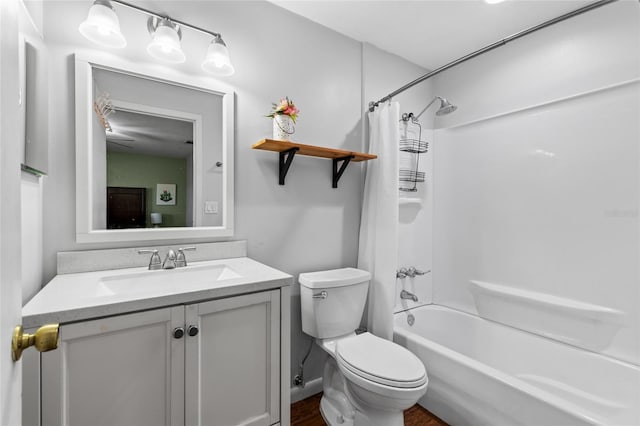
[436,98,457,116]
[413,95,458,121]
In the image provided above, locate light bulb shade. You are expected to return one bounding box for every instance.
[150,212,162,225]
[201,37,235,76]
[147,19,186,64]
[78,1,126,48]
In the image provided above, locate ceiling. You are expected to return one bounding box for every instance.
[107,110,193,159]
[269,0,593,70]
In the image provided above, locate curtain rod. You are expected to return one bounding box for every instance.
[368,0,618,112]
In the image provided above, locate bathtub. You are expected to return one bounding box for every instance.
[393,305,640,426]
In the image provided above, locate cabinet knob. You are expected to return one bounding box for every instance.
[173,327,184,339]
[187,325,199,337]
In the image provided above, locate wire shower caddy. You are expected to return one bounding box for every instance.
[399,119,428,192]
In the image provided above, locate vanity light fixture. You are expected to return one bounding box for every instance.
[78,0,235,75]
[201,35,235,76]
[146,17,186,64]
[78,0,127,48]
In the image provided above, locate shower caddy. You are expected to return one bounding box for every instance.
[399,117,428,193]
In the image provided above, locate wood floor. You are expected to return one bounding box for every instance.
[291,393,448,426]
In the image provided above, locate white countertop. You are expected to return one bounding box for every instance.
[23,257,292,329]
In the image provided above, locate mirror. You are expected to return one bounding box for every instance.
[75,53,234,243]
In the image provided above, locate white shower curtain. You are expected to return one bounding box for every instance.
[358,102,399,340]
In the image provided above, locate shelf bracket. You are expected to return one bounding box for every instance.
[332,155,354,188]
[279,147,299,185]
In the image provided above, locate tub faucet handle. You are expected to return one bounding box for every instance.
[407,267,429,277]
[396,268,409,278]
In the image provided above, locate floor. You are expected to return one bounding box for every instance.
[291,393,448,426]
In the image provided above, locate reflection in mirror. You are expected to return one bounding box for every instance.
[75,54,234,243]
[105,110,194,229]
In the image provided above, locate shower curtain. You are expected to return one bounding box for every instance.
[358,102,399,340]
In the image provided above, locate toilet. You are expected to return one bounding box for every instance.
[300,268,428,426]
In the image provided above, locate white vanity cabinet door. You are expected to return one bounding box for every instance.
[41,306,185,426]
[185,290,281,426]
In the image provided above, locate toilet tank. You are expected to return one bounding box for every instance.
[299,268,371,339]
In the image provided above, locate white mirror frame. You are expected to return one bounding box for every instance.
[74,53,234,243]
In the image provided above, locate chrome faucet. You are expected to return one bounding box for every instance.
[175,247,196,268]
[138,249,162,270]
[397,266,430,278]
[400,290,418,302]
[162,249,177,269]
[406,267,429,278]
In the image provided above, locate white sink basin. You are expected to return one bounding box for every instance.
[99,264,242,296]
[22,257,293,329]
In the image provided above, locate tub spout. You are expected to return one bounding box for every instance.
[401,290,418,302]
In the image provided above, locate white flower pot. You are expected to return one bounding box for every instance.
[273,114,295,140]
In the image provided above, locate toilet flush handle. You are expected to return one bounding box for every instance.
[312,291,328,299]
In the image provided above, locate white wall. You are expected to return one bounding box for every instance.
[21,172,43,304]
[91,90,106,230]
[362,44,435,314]
[432,1,640,364]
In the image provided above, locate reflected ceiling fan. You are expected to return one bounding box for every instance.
[106,132,135,149]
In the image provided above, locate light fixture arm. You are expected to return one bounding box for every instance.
[110,0,222,38]
[147,16,182,40]
[413,96,442,122]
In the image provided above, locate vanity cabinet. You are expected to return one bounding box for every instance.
[41,290,281,426]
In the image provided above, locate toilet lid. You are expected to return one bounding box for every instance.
[336,333,427,388]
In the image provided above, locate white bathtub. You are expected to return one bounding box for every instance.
[393,305,640,426]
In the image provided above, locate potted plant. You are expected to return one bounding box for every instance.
[267,96,299,140]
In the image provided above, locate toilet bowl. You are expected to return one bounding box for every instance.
[300,268,428,426]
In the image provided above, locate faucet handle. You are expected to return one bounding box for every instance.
[407,267,429,277]
[396,267,408,278]
[176,247,196,268]
[138,249,161,270]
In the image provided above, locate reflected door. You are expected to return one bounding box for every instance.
[107,186,146,229]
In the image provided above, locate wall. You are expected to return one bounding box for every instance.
[21,172,43,303]
[432,1,639,364]
[39,0,366,395]
[107,151,188,227]
[18,0,46,304]
[362,43,435,314]
[92,94,106,229]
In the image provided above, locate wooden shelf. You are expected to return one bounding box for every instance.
[252,139,377,187]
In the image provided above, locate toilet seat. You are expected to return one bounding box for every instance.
[336,333,427,389]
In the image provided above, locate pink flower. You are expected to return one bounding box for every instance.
[267,96,299,122]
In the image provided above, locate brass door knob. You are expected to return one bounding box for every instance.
[12,324,59,361]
